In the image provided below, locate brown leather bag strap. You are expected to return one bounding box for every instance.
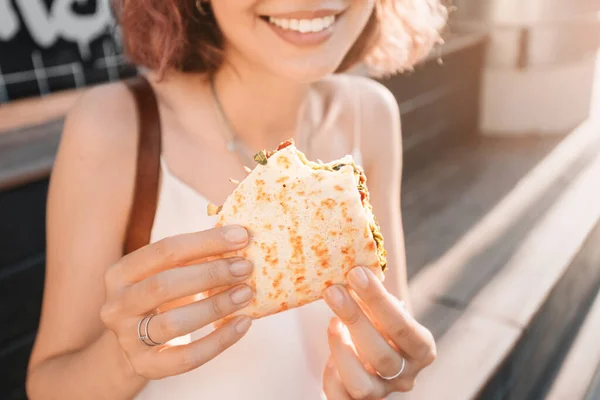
[123,75,162,255]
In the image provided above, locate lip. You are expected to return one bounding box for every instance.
[261,9,343,47]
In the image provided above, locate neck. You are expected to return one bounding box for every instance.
[211,56,312,152]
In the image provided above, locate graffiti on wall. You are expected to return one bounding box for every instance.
[0,0,137,103]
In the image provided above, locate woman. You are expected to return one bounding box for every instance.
[26,0,447,399]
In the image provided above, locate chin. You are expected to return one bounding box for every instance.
[265,55,347,83]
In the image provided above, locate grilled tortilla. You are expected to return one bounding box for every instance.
[209,140,387,319]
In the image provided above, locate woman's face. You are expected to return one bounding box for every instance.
[210,0,376,81]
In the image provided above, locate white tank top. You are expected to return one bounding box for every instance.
[135,77,364,400]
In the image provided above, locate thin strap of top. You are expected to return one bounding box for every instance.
[122,75,163,255]
[350,77,363,166]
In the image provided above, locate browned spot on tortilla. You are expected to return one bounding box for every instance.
[309,190,322,196]
[256,186,271,202]
[249,276,257,290]
[341,204,353,223]
[294,276,306,284]
[276,186,292,214]
[273,272,284,289]
[330,231,339,237]
[342,246,356,270]
[297,190,306,196]
[262,268,268,276]
[315,208,325,221]
[260,242,279,267]
[256,179,265,186]
[276,176,289,183]
[264,223,272,230]
[311,240,330,269]
[277,156,292,169]
[321,198,337,209]
[324,280,334,288]
[334,185,344,192]
[232,191,245,215]
[279,225,285,231]
[280,302,289,311]
[289,221,305,267]
[315,174,325,182]
[365,241,376,252]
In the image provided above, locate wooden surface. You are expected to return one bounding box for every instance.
[546,277,600,400]
[479,216,600,399]
[405,119,600,399]
[471,152,600,326]
[586,367,600,400]
[0,120,63,191]
[0,88,81,133]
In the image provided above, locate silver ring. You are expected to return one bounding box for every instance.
[137,314,164,346]
[376,357,406,380]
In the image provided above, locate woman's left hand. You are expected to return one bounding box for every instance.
[322,267,436,399]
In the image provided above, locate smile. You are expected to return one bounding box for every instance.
[260,10,342,46]
[267,15,336,33]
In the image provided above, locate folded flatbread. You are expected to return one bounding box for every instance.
[209,140,386,319]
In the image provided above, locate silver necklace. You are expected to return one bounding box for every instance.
[209,75,313,168]
[210,76,256,167]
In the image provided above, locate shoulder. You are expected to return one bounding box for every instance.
[320,74,402,169]
[57,80,140,177]
[62,81,138,152]
[320,74,401,138]
[49,80,141,236]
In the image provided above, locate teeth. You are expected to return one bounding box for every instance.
[267,15,336,33]
[312,18,324,32]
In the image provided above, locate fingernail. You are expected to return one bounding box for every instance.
[230,285,253,304]
[230,260,252,277]
[324,286,345,310]
[348,267,369,290]
[224,226,248,244]
[235,317,252,333]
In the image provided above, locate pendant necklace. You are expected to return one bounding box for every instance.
[209,75,313,169]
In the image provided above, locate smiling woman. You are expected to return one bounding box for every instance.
[114,0,446,78]
[26,1,446,400]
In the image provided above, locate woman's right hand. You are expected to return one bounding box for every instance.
[100,225,254,380]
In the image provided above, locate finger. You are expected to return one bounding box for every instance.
[324,285,405,379]
[124,258,253,314]
[146,284,253,345]
[328,318,385,400]
[115,226,249,283]
[347,267,436,363]
[134,316,252,378]
[323,357,352,400]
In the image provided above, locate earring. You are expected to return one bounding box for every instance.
[195,0,209,16]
